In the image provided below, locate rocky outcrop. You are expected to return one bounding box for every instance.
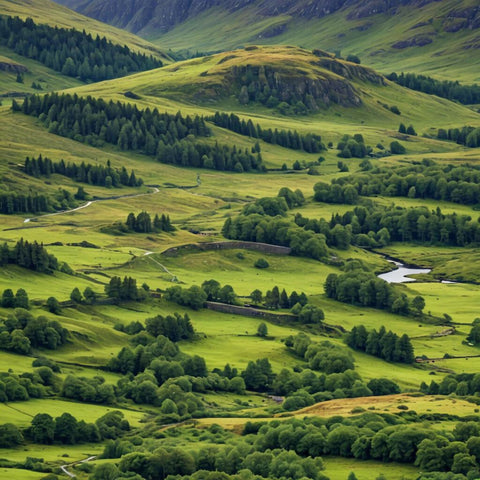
[392,34,434,48]
[0,61,28,74]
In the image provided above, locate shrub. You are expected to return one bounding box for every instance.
[254,258,269,269]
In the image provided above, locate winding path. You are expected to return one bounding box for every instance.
[60,455,97,478]
[23,187,160,224]
[144,251,178,282]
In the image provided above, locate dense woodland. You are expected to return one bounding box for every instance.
[0,15,162,82]
[387,72,480,105]
[13,94,264,172]
[24,155,143,188]
[209,112,325,153]
[316,161,480,206]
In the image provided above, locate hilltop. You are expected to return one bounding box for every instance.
[53,0,480,81]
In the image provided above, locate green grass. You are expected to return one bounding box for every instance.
[323,456,419,480]
[0,46,83,97]
[0,398,146,427]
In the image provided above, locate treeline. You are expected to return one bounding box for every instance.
[346,325,414,364]
[0,239,62,273]
[0,308,69,354]
[1,288,29,309]
[0,188,77,215]
[321,160,480,205]
[0,15,162,82]
[25,410,129,445]
[387,71,480,105]
[421,372,480,397]
[437,126,480,148]
[297,203,480,248]
[14,93,264,172]
[24,155,143,188]
[208,111,325,153]
[325,265,424,317]
[126,211,174,233]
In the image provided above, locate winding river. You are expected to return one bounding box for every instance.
[377,258,431,283]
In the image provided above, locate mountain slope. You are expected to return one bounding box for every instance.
[53,0,480,82]
[0,0,169,59]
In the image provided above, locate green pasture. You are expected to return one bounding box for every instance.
[0,469,45,480]
[129,248,338,295]
[405,281,480,324]
[0,398,146,427]
[323,456,419,480]
[0,442,102,464]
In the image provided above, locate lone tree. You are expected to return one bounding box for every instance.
[411,295,425,315]
[250,289,263,305]
[257,322,268,338]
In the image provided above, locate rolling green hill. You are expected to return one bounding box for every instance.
[53,0,480,82]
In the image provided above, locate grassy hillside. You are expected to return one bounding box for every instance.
[0,0,168,59]
[147,0,480,82]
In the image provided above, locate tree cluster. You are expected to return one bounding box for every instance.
[387,72,480,105]
[346,325,415,364]
[0,308,69,353]
[0,239,61,273]
[250,285,308,311]
[24,155,143,188]
[337,134,369,158]
[209,112,325,153]
[0,370,50,403]
[125,211,174,233]
[325,268,415,316]
[0,15,162,82]
[325,160,480,206]
[437,126,480,148]
[144,313,195,342]
[1,288,29,309]
[26,410,128,445]
[421,372,480,397]
[222,214,329,260]
[105,276,148,302]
